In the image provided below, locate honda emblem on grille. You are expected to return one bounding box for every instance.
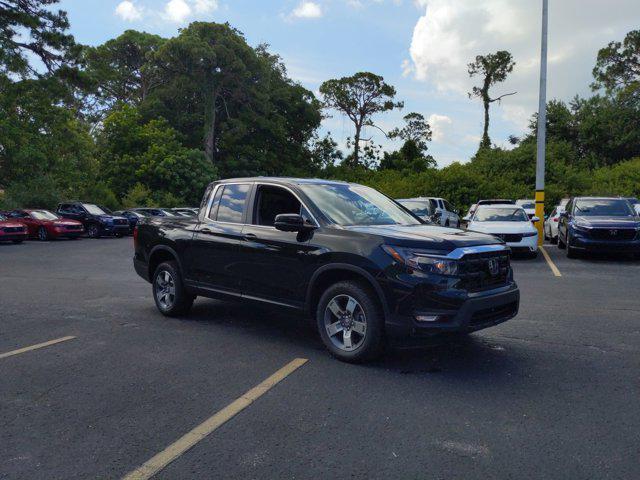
[488,258,499,276]
[609,229,618,236]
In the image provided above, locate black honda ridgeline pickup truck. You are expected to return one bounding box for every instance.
[134,178,519,362]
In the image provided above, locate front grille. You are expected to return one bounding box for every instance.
[588,228,636,241]
[3,226,25,233]
[494,233,523,242]
[470,301,518,325]
[458,251,510,292]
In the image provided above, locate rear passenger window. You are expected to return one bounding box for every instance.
[207,186,224,221]
[216,184,250,223]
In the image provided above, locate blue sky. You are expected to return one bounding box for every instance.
[61,0,640,166]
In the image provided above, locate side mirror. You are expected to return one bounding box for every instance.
[532,216,540,223]
[275,214,306,232]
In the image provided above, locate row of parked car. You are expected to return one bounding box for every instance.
[0,202,199,243]
[396,196,640,258]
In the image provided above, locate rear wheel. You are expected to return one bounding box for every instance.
[316,281,384,363]
[38,226,48,241]
[152,261,194,317]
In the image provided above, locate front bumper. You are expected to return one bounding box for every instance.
[0,233,28,242]
[505,234,538,253]
[571,233,640,253]
[134,256,150,282]
[382,268,519,346]
[101,224,130,236]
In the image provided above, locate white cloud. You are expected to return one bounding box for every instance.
[428,114,452,142]
[164,0,192,23]
[115,1,143,21]
[291,1,323,19]
[406,0,640,139]
[193,0,218,14]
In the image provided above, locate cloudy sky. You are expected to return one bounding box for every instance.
[61,0,640,166]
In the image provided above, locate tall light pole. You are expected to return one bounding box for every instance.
[535,0,548,245]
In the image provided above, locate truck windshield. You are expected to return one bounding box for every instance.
[575,199,634,217]
[300,184,420,226]
[474,208,529,222]
[82,204,107,215]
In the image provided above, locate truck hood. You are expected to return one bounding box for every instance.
[574,216,640,228]
[343,224,503,250]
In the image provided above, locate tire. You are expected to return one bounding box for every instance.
[38,226,48,241]
[87,224,100,238]
[445,219,450,227]
[566,233,577,258]
[152,261,194,317]
[557,232,566,249]
[115,233,123,238]
[316,280,385,363]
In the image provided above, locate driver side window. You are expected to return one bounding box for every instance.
[254,185,303,227]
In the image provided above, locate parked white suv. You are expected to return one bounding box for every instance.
[428,197,460,227]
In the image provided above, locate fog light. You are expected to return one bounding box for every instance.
[415,315,440,322]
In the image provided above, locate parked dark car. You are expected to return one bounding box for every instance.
[56,202,129,238]
[557,197,640,258]
[0,213,28,243]
[133,178,519,363]
[10,209,84,240]
[113,210,147,234]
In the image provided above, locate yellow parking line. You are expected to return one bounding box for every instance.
[540,246,562,277]
[0,336,76,360]
[122,357,308,480]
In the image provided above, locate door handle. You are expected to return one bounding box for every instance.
[200,227,213,234]
[243,233,258,240]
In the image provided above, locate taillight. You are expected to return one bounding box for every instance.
[553,218,558,222]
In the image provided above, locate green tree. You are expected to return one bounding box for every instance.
[97,105,216,204]
[382,112,435,172]
[83,30,165,109]
[592,30,640,97]
[468,51,516,149]
[0,0,79,77]
[319,72,403,167]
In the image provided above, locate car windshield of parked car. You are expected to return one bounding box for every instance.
[474,208,529,222]
[82,204,107,215]
[30,210,59,220]
[398,200,432,218]
[301,184,421,226]
[574,199,634,217]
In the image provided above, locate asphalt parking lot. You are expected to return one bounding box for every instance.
[1,238,639,480]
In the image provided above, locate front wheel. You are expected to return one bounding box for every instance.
[152,261,194,317]
[566,233,577,258]
[558,231,566,249]
[87,224,100,238]
[316,281,384,363]
[38,226,48,241]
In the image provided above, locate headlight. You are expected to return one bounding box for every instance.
[572,222,591,232]
[522,231,537,237]
[382,245,459,275]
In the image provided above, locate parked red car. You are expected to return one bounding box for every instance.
[0,213,28,243]
[10,209,84,240]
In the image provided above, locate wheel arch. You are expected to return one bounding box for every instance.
[305,264,389,320]
[148,245,183,281]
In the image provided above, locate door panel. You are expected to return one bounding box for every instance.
[238,226,313,306]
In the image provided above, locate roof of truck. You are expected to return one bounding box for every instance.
[215,177,351,186]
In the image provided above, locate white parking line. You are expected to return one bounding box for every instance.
[540,246,562,277]
[0,336,76,360]
[121,357,308,480]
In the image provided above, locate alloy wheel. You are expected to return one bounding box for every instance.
[155,271,176,310]
[324,294,367,352]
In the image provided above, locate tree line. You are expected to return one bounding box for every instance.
[1,0,639,212]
